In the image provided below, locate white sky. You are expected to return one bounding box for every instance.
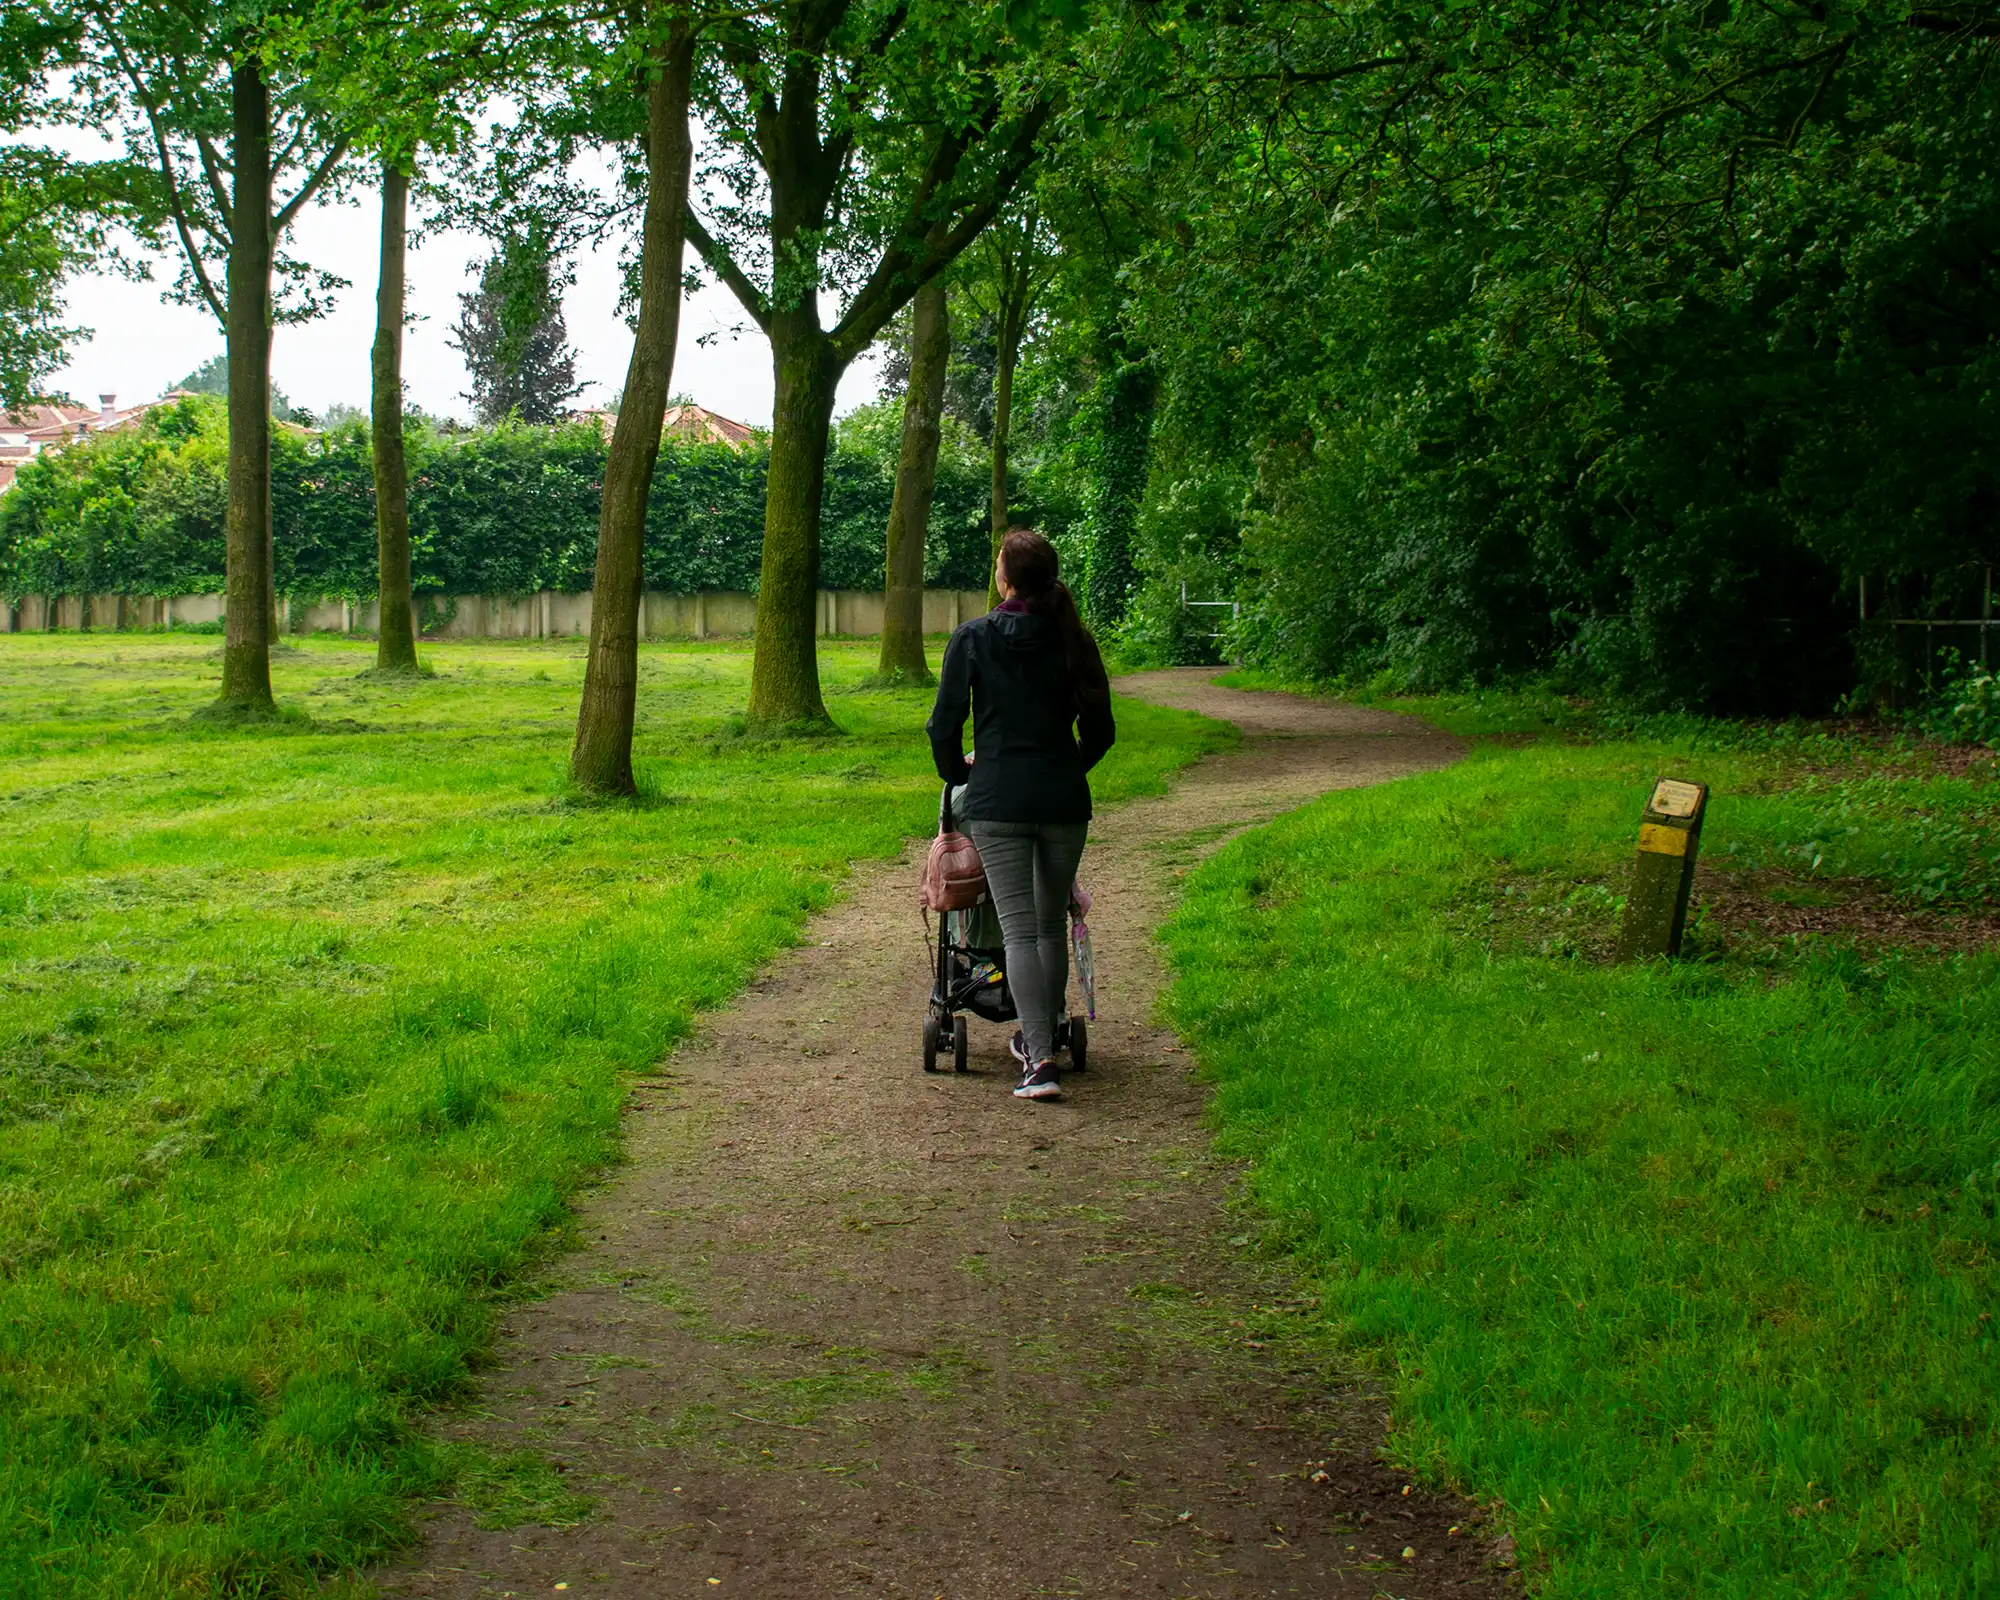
[37,137,884,429]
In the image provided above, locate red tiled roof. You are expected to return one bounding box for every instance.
[0,392,209,491]
[3,403,96,440]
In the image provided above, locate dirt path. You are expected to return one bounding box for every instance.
[376,671,1490,1599]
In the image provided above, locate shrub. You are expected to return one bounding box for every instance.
[0,395,996,601]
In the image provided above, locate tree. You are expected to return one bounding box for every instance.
[1082,349,1152,628]
[33,0,350,712]
[684,0,1057,729]
[1,17,165,407]
[0,147,161,410]
[172,352,308,423]
[265,0,520,676]
[875,278,948,683]
[959,204,1056,607]
[570,10,699,795]
[369,161,419,668]
[449,230,584,424]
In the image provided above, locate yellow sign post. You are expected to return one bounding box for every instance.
[1616,777,1708,960]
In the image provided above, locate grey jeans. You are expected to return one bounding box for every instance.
[963,819,1089,1067]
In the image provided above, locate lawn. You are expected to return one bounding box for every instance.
[1165,692,2000,1597]
[0,630,1228,1597]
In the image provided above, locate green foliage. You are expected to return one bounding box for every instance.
[448,229,583,426]
[1949,672,2000,752]
[1909,655,2000,752]
[0,632,1225,1594]
[0,396,998,601]
[170,352,312,426]
[1164,731,2000,1597]
[0,145,162,410]
[1080,357,1153,629]
[1070,0,2000,712]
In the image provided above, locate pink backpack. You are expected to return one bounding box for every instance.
[920,827,988,911]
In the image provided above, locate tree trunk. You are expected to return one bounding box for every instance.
[877,279,948,683]
[1085,356,1156,628]
[571,19,696,794]
[746,313,843,730]
[220,56,275,710]
[986,311,1020,612]
[372,159,418,672]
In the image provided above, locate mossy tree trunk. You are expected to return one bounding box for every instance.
[985,336,1014,613]
[877,278,949,683]
[220,57,276,710]
[1085,355,1157,628]
[571,18,696,794]
[747,316,843,728]
[973,214,1047,611]
[371,159,418,673]
[681,6,1053,734]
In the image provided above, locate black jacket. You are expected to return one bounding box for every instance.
[926,607,1116,823]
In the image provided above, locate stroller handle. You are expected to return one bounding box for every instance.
[939,777,971,835]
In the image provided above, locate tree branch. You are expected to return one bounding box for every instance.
[1213,53,1419,87]
[832,99,1052,362]
[91,13,227,324]
[685,205,772,329]
[1907,8,2000,37]
[273,135,351,235]
[723,36,781,171]
[190,131,235,224]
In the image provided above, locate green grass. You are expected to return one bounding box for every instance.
[1163,705,2000,1596]
[0,631,1229,1597]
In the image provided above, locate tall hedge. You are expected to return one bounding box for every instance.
[0,395,995,600]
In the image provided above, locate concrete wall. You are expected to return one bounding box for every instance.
[6,588,992,639]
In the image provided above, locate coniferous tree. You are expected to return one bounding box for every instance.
[449,234,583,425]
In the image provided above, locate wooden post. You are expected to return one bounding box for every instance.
[1618,778,1708,961]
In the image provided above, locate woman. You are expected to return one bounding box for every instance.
[927,528,1115,1100]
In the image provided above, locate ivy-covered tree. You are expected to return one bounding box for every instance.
[1069,0,2000,707]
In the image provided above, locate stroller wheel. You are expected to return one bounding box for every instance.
[922,1011,943,1073]
[1069,1015,1088,1072]
[952,1014,969,1073]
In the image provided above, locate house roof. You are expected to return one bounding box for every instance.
[663,403,759,448]
[4,391,203,446]
[570,402,760,450]
[3,403,97,441]
[0,390,214,493]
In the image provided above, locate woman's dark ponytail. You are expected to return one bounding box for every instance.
[998,527,1111,713]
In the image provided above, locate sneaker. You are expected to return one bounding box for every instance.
[1013,1060,1062,1100]
[1008,1030,1032,1072]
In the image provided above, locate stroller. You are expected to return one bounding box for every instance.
[922,783,1095,1074]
